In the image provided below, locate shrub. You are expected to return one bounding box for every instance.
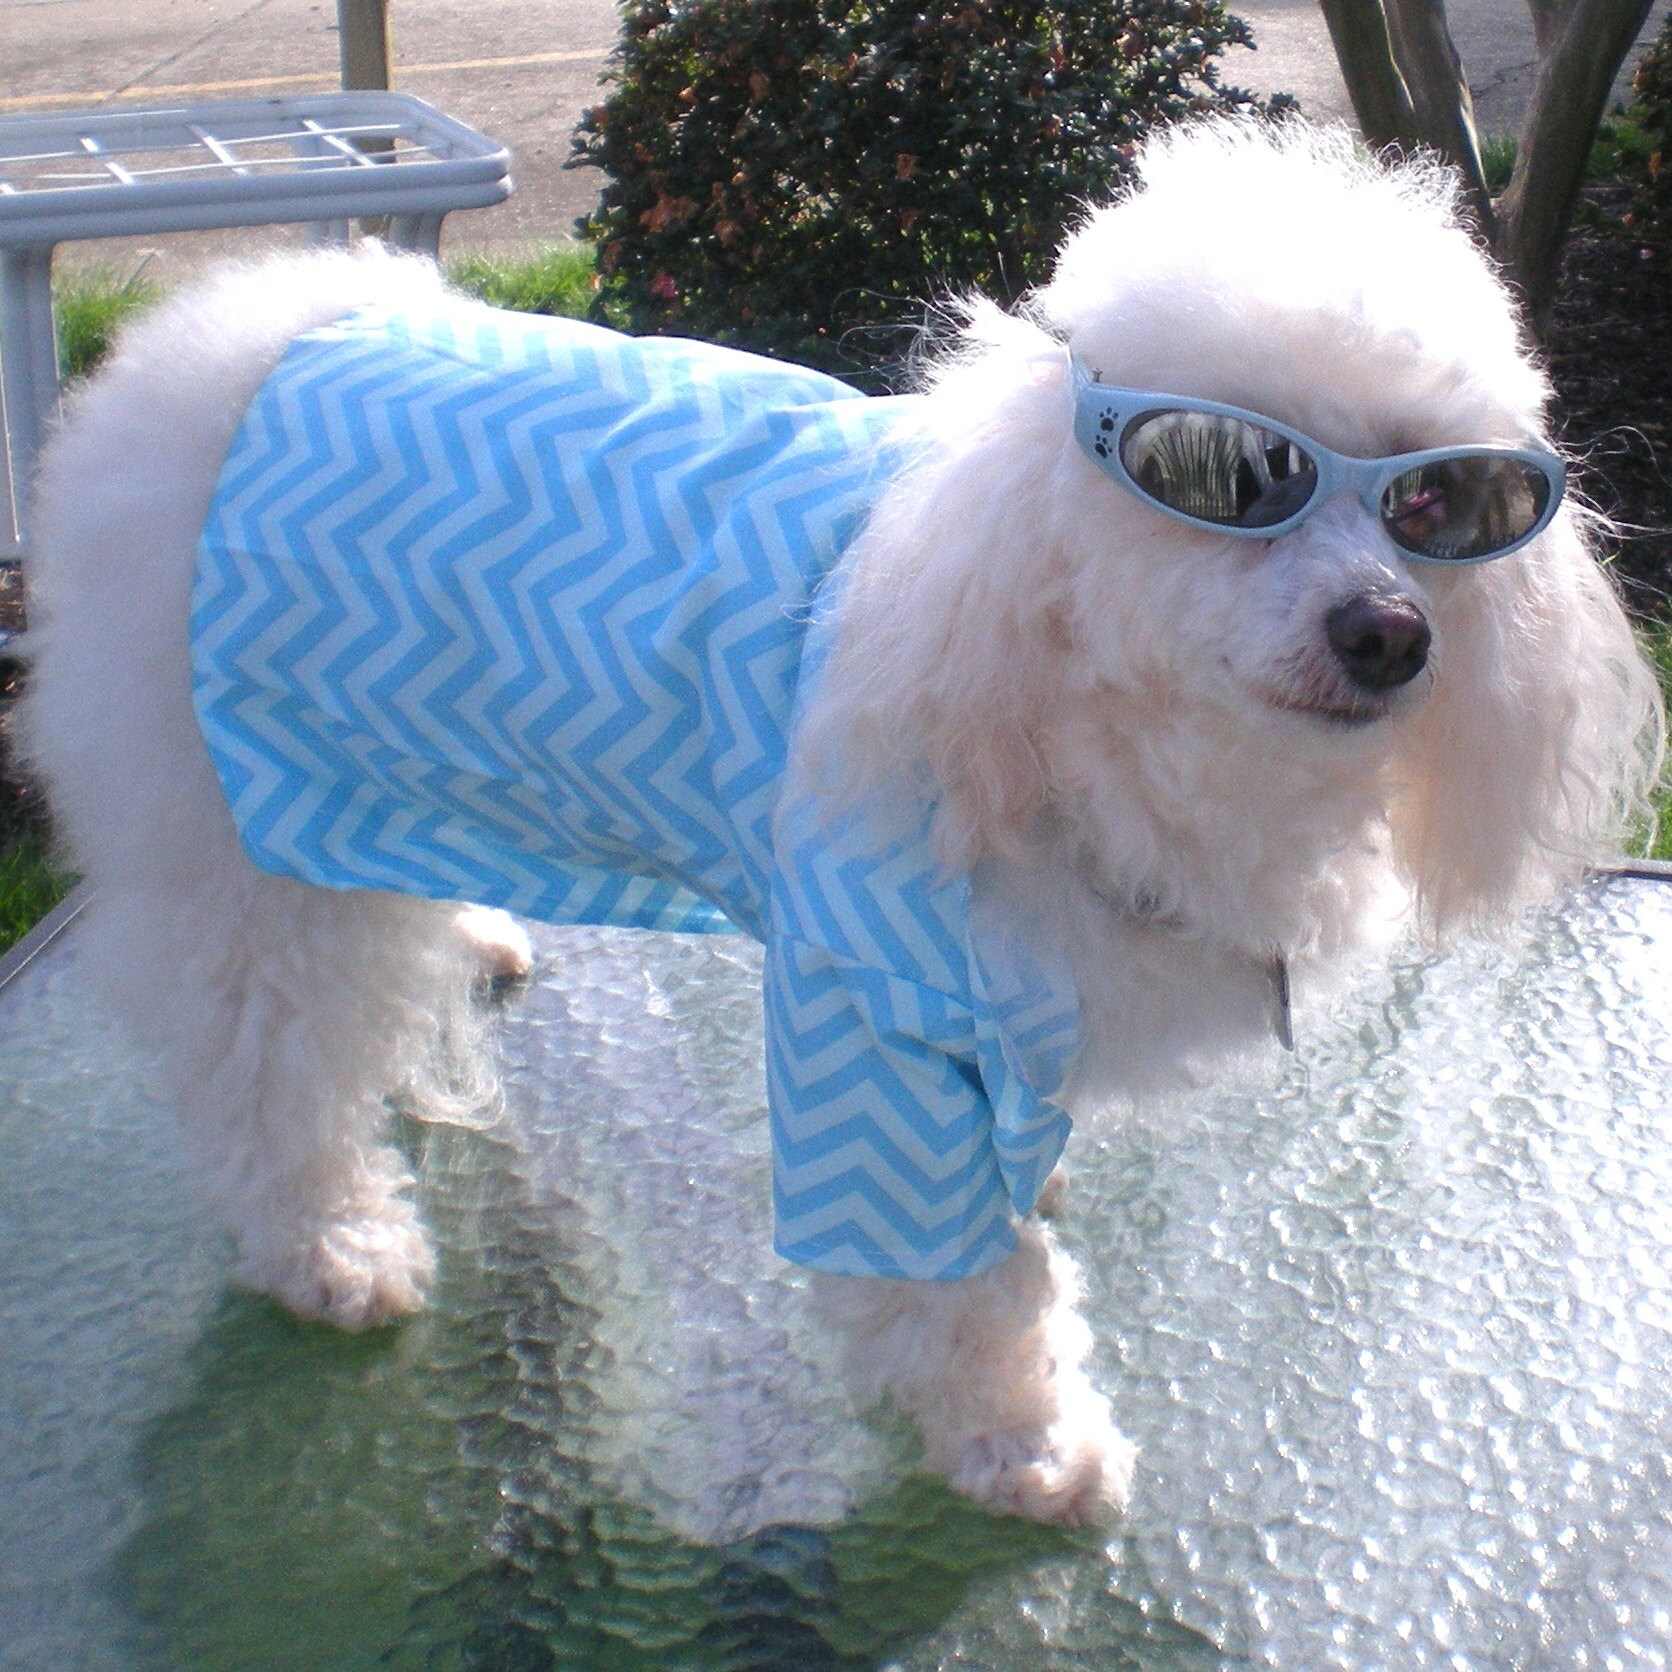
[572,0,1286,387]
[1623,12,1672,231]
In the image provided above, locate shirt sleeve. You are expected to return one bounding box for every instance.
[964,858,1080,1217]
[765,599,1081,1279]
[764,930,1021,1279]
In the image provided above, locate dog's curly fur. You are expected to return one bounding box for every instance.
[18,121,1663,1525]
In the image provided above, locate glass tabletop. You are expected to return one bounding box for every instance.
[4,876,1671,1669]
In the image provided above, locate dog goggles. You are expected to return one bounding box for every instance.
[1070,356,1565,564]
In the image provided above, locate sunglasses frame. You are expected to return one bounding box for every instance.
[1069,354,1566,565]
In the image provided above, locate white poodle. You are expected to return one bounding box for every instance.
[18,121,1662,1527]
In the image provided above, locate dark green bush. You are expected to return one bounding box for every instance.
[1624,13,1672,230]
[571,0,1286,387]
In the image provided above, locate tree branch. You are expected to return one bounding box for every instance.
[1385,0,1495,237]
[1315,0,1422,148]
[1523,0,1563,55]
[1497,0,1656,326]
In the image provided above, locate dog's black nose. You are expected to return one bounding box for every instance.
[1326,594,1431,691]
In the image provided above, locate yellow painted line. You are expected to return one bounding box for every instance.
[0,49,610,114]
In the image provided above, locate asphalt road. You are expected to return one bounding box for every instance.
[1,0,1668,274]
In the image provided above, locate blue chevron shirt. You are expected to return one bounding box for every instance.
[191,300,1078,1279]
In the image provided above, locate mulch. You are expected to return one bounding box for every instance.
[0,186,1667,842]
[1546,182,1672,617]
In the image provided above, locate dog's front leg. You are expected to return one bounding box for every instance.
[807,1223,1133,1525]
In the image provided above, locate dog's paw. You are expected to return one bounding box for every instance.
[254,1210,436,1330]
[454,904,534,1000]
[947,1387,1135,1527]
[1032,1164,1070,1219]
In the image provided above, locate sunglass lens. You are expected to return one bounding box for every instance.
[1381,457,1553,560]
[1120,412,1317,529]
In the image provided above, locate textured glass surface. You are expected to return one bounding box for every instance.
[4,878,1672,1669]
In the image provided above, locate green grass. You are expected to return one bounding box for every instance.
[0,261,155,958]
[1638,618,1672,861]
[1586,108,1661,188]
[45,244,597,392]
[1480,131,1519,196]
[0,816,68,955]
[52,262,163,382]
[1476,107,1660,202]
[443,243,596,319]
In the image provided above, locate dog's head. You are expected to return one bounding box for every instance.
[808,120,1663,950]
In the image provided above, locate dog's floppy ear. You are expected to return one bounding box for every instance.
[798,306,1080,870]
[1391,510,1663,938]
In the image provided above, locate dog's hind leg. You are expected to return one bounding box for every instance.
[807,1223,1134,1525]
[22,600,488,1328]
[87,870,482,1328]
[25,559,482,1328]
[18,248,487,1328]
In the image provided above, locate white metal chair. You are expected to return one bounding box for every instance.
[0,91,512,558]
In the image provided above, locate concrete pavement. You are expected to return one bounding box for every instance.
[1,0,1667,272]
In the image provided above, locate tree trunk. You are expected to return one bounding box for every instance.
[338,0,393,91]
[1496,0,1655,328]
[1522,0,1563,54]
[1386,0,1495,237]
[1315,0,1493,233]
[1315,0,1422,148]
[1312,0,1657,337]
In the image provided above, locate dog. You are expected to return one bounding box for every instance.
[18,120,1663,1527]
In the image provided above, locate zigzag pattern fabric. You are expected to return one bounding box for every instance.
[192,301,1079,1279]
[766,814,1078,1276]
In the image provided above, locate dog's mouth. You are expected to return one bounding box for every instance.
[1259,655,1404,726]
[1264,690,1394,728]
[1260,599,1434,730]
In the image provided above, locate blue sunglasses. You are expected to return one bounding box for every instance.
[1070,354,1565,564]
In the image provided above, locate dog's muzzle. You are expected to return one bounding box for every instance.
[1325,593,1431,693]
